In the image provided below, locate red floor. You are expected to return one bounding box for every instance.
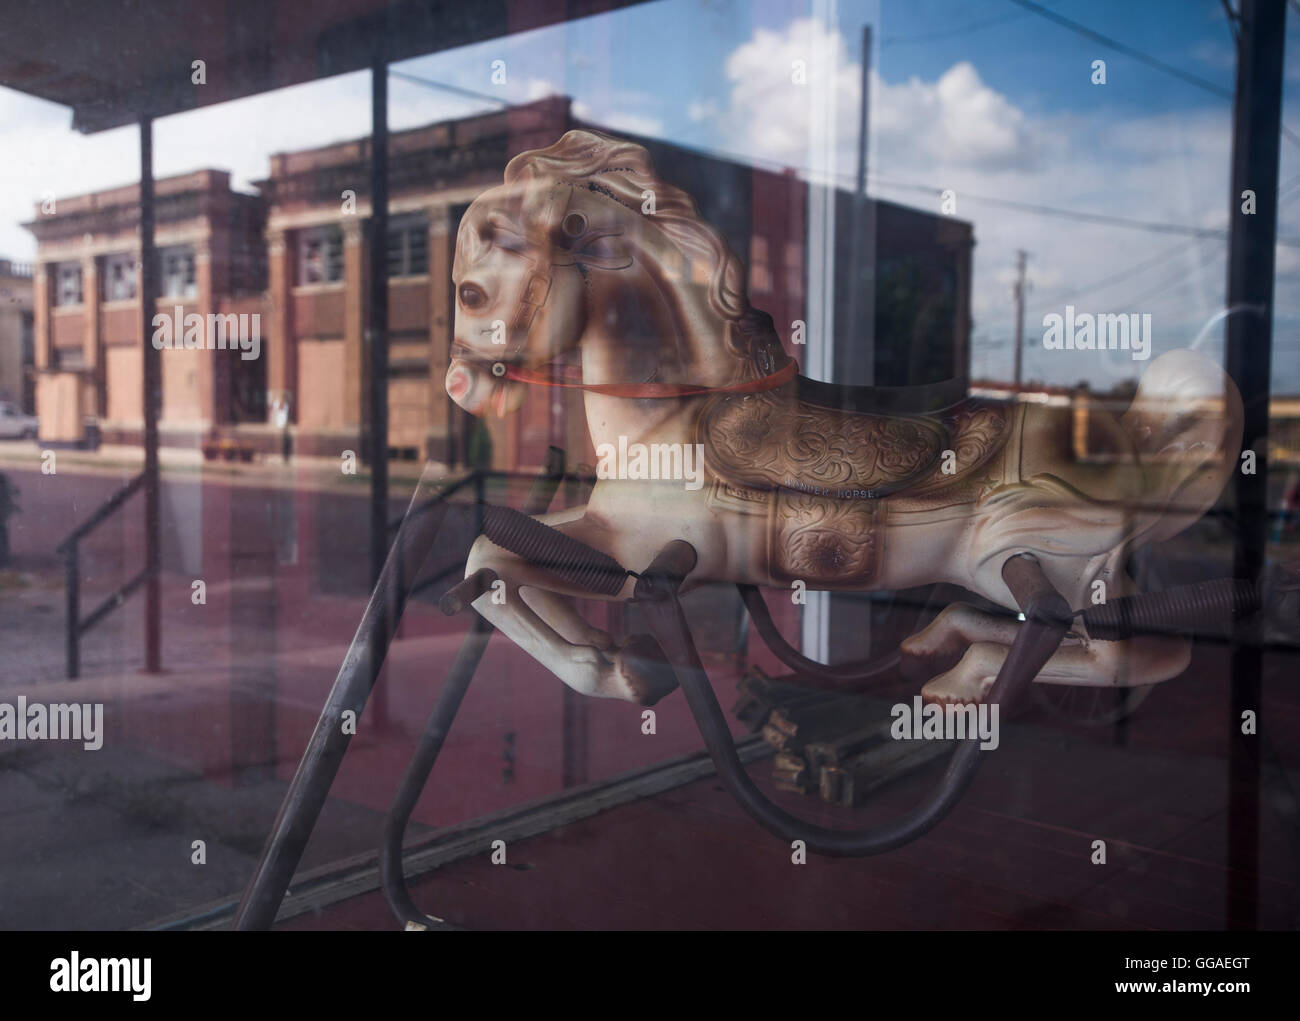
[281,643,1300,931]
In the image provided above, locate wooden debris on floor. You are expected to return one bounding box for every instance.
[732,666,952,807]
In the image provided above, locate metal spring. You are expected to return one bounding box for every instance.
[480,504,631,596]
[1079,578,1260,640]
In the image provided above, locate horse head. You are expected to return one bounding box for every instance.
[445,129,787,421]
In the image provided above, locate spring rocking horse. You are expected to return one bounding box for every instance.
[235,130,1257,929]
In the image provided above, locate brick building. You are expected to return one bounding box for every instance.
[25,96,973,471]
[0,259,34,414]
[24,169,265,446]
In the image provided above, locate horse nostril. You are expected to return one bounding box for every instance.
[447,366,470,400]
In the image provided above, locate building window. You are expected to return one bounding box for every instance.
[388,215,429,277]
[55,347,86,371]
[53,262,83,307]
[158,245,197,299]
[298,226,344,285]
[102,252,138,302]
[749,235,772,294]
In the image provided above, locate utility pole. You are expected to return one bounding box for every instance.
[1224,0,1285,932]
[845,24,874,386]
[140,115,160,674]
[1012,249,1028,389]
[368,55,390,591]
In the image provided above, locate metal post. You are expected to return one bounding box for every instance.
[232,480,454,929]
[1224,0,1285,931]
[368,57,390,589]
[140,115,161,674]
[380,448,564,928]
[637,545,1072,857]
[1012,249,1027,389]
[64,543,79,679]
[844,24,873,386]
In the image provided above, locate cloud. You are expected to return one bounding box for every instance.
[694,16,1300,389]
[717,18,1034,179]
[0,71,469,259]
[572,99,664,138]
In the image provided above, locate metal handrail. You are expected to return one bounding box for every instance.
[233,450,564,930]
[56,471,147,679]
[55,471,145,555]
[380,450,565,929]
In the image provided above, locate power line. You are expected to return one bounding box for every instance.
[1006,0,1235,99]
[881,10,1025,46]
[1006,0,1300,150]
[1221,0,1240,45]
[643,130,1290,245]
[593,123,1300,247]
[1028,170,1300,309]
[399,81,1300,250]
[388,70,509,109]
[868,174,1300,247]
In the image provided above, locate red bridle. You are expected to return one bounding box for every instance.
[501,358,797,398]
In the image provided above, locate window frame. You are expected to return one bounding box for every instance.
[157,245,198,300]
[387,213,429,278]
[297,225,345,286]
[101,251,139,303]
[53,262,83,308]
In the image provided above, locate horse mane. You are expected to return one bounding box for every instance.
[503,129,789,379]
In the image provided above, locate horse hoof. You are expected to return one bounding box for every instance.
[613,633,680,706]
[920,670,996,706]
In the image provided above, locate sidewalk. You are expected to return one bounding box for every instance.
[0,548,755,929]
[0,438,447,497]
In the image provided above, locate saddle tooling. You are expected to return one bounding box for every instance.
[699,384,1012,588]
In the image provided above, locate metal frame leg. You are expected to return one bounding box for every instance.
[640,544,1072,857]
[380,449,565,929]
[232,466,471,930]
[737,583,902,687]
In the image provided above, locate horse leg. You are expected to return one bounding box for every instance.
[463,515,679,705]
[900,602,1191,705]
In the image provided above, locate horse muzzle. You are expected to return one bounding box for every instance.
[446,358,528,418]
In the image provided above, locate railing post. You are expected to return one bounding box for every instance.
[65,542,79,679]
[140,115,161,675]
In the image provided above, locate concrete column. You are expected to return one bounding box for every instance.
[195,241,220,425]
[81,255,99,370]
[427,205,452,462]
[266,228,294,422]
[342,218,365,428]
[81,255,101,421]
[33,264,50,370]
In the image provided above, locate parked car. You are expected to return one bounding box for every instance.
[0,402,37,440]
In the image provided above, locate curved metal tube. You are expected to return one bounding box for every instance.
[380,615,492,929]
[738,583,901,688]
[381,448,566,930]
[639,544,1072,857]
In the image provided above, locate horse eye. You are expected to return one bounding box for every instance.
[458,283,487,310]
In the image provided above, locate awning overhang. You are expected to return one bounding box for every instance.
[0,0,652,132]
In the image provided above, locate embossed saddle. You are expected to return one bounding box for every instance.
[698,380,1010,502]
